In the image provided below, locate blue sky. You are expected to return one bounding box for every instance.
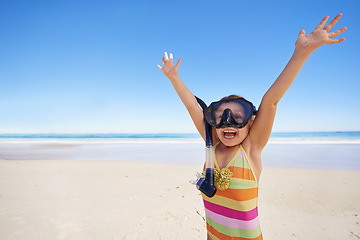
[0,0,359,133]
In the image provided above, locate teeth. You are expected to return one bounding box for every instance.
[224,130,236,139]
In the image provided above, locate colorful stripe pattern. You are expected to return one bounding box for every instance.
[202,145,263,240]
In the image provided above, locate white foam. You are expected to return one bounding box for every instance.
[0,138,204,145]
[1,137,360,145]
[268,138,360,144]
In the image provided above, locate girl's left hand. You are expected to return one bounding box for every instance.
[295,13,347,56]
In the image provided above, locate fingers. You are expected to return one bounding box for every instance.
[158,52,180,70]
[175,58,182,68]
[329,26,347,38]
[323,13,343,32]
[315,15,329,30]
[298,29,305,37]
[157,57,165,70]
[163,52,173,63]
[313,14,347,45]
[327,37,346,45]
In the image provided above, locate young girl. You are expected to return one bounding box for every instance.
[157,14,347,240]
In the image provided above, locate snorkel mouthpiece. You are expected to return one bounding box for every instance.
[195,96,217,198]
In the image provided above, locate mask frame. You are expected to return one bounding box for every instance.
[204,97,257,129]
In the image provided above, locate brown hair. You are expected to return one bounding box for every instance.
[220,95,243,101]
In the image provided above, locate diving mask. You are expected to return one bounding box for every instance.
[204,97,257,129]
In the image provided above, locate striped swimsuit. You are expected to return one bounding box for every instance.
[202,144,263,240]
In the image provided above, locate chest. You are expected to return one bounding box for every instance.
[215,147,239,169]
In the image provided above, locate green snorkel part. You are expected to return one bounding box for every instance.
[195,96,217,198]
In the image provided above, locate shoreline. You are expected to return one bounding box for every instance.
[1,137,360,145]
[1,141,359,170]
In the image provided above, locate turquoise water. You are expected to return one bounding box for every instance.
[0,133,200,139]
[0,131,360,142]
[1,132,360,145]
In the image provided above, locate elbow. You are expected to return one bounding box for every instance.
[261,93,279,109]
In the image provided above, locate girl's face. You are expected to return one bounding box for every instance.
[213,101,251,147]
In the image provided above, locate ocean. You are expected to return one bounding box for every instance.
[1,131,360,144]
[0,132,359,170]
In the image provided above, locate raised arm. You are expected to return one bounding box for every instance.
[157,52,206,140]
[249,14,347,150]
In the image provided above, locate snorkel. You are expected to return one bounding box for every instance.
[195,96,217,198]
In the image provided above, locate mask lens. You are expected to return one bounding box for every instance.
[215,110,223,125]
[232,111,245,124]
[215,102,246,125]
[205,97,256,128]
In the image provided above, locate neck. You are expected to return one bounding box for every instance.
[217,142,240,151]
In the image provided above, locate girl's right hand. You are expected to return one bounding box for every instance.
[157,52,182,80]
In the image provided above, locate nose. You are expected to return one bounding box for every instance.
[222,109,233,125]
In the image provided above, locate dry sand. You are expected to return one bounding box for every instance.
[0,160,359,240]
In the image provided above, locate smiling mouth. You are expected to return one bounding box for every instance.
[224,130,237,139]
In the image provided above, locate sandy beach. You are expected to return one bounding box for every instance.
[0,142,359,239]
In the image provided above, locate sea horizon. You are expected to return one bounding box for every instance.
[0,131,360,144]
